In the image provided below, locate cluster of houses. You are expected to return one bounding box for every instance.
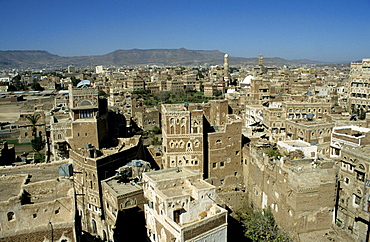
[0,58,369,241]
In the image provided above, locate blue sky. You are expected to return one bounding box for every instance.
[1,0,369,62]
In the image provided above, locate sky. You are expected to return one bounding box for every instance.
[1,0,369,62]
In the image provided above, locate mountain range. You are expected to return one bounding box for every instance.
[0,48,337,69]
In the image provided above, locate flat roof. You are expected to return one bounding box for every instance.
[0,174,26,202]
[279,140,311,148]
[144,167,199,182]
[104,178,142,196]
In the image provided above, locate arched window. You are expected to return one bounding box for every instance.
[91,219,97,234]
[7,212,15,221]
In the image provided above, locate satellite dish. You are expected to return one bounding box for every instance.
[77,80,91,88]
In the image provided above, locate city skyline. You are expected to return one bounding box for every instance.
[1,0,369,62]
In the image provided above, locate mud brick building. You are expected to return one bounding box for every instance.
[349,59,370,111]
[101,160,150,242]
[71,136,143,240]
[161,100,243,185]
[0,164,76,241]
[336,145,370,242]
[18,110,46,143]
[243,140,337,236]
[330,126,370,158]
[0,141,15,165]
[143,167,228,242]
[285,119,335,157]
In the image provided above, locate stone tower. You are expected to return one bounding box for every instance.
[223,53,229,82]
[68,84,108,150]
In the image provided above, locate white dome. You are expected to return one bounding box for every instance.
[241,76,254,85]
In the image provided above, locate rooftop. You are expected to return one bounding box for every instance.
[104,177,142,197]
[0,174,26,202]
[144,167,200,182]
[279,140,312,148]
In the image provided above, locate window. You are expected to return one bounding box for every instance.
[344,177,350,184]
[79,109,93,118]
[92,219,97,234]
[7,212,15,221]
[220,161,225,167]
[148,200,153,209]
[349,164,354,172]
[173,209,186,223]
[336,219,343,228]
[354,194,361,205]
[212,163,217,168]
[356,171,365,182]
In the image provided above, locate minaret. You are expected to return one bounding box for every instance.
[258,54,265,73]
[223,54,229,82]
[258,54,264,66]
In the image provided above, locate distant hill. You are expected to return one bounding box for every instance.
[0,48,331,69]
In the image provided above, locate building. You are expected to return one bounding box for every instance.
[0,141,15,165]
[348,59,370,111]
[336,145,370,242]
[161,103,204,174]
[48,84,146,240]
[330,125,370,158]
[285,118,334,157]
[161,100,243,184]
[71,136,143,240]
[0,163,76,241]
[101,160,150,242]
[143,167,228,242]
[243,140,337,237]
[18,111,46,144]
[67,84,108,150]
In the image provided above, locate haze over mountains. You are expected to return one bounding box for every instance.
[0,48,340,69]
